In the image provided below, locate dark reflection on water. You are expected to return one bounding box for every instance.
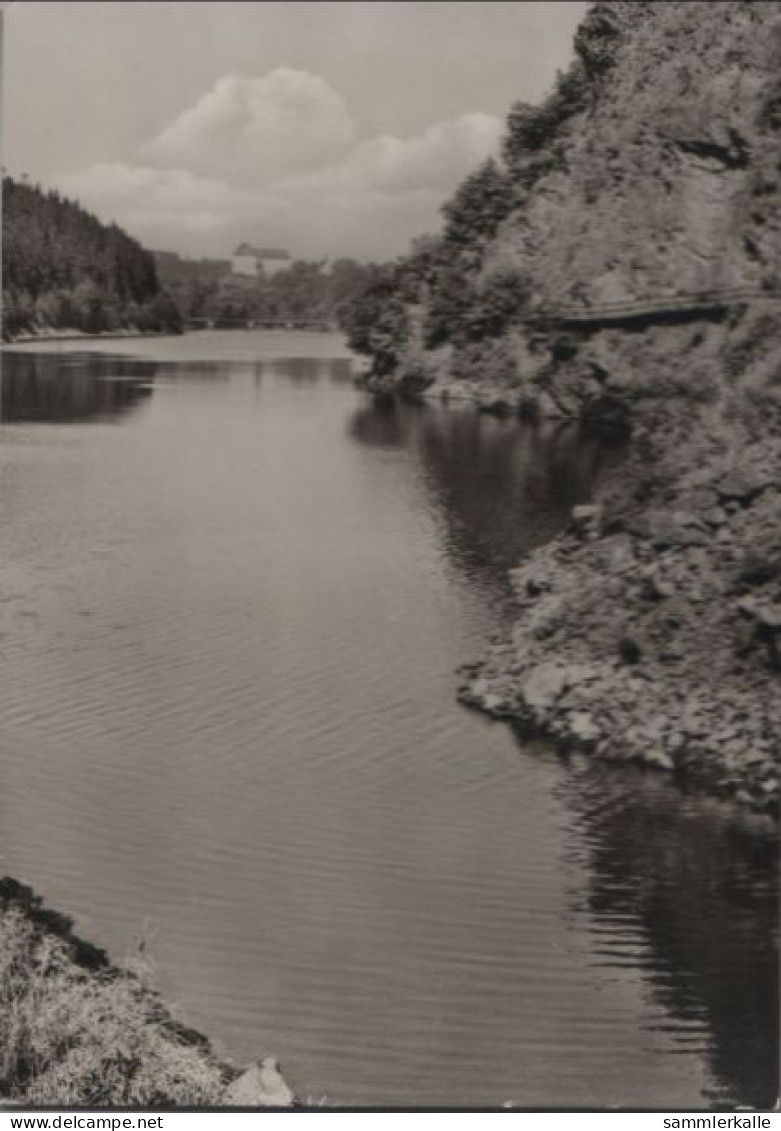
[349,390,779,1108]
[0,335,776,1108]
[557,757,779,1110]
[271,357,355,385]
[349,398,619,587]
[1,351,156,423]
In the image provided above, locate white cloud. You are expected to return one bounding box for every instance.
[140,68,358,186]
[56,72,504,259]
[266,111,505,256]
[56,163,277,246]
[282,114,504,197]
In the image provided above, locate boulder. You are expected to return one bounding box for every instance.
[737,597,781,668]
[570,504,604,537]
[643,567,676,600]
[481,692,509,714]
[716,468,774,504]
[567,711,601,746]
[644,748,676,772]
[701,505,729,528]
[740,600,781,632]
[521,662,601,715]
[223,1058,295,1108]
[632,509,711,548]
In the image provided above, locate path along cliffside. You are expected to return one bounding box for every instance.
[355,1,781,815]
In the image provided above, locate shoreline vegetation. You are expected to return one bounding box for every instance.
[1,325,342,351]
[2,329,177,347]
[0,879,295,1109]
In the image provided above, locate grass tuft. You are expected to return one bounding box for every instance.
[0,880,230,1107]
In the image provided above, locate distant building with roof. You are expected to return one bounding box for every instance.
[231,243,291,278]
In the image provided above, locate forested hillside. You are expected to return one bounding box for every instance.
[2,177,181,340]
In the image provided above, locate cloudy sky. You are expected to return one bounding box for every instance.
[2,1,587,260]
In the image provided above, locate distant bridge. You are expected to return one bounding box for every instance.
[528,286,781,331]
[185,316,335,332]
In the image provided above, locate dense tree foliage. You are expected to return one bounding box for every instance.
[157,253,381,332]
[337,14,622,376]
[336,264,411,374]
[2,177,181,339]
[441,160,516,248]
[573,2,628,82]
[340,118,545,361]
[339,155,528,356]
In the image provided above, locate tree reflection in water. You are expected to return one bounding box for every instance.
[269,357,355,386]
[350,394,778,1110]
[348,395,620,590]
[1,352,157,424]
[555,758,778,1109]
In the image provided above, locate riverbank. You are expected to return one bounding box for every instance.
[2,327,355,362]
[452,309,780,819]
[359,306,781,819]
[2,328,180,347]
[0,878,295,1108]
[347,2,781,817]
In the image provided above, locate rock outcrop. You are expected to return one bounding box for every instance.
[458,426,780,813]
[353,1,781,813]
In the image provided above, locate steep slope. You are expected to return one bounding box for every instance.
[2,177,181,340]
[346,1,781,814]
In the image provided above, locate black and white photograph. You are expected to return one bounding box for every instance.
[0,0,778,1114]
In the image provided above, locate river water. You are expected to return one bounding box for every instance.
[0,332,776,1109]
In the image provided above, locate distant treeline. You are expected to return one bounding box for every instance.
[2,176,182,340]
[1,174,406,343]
[155,252,385,330]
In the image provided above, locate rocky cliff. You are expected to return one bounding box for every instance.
[350,1,781,814]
